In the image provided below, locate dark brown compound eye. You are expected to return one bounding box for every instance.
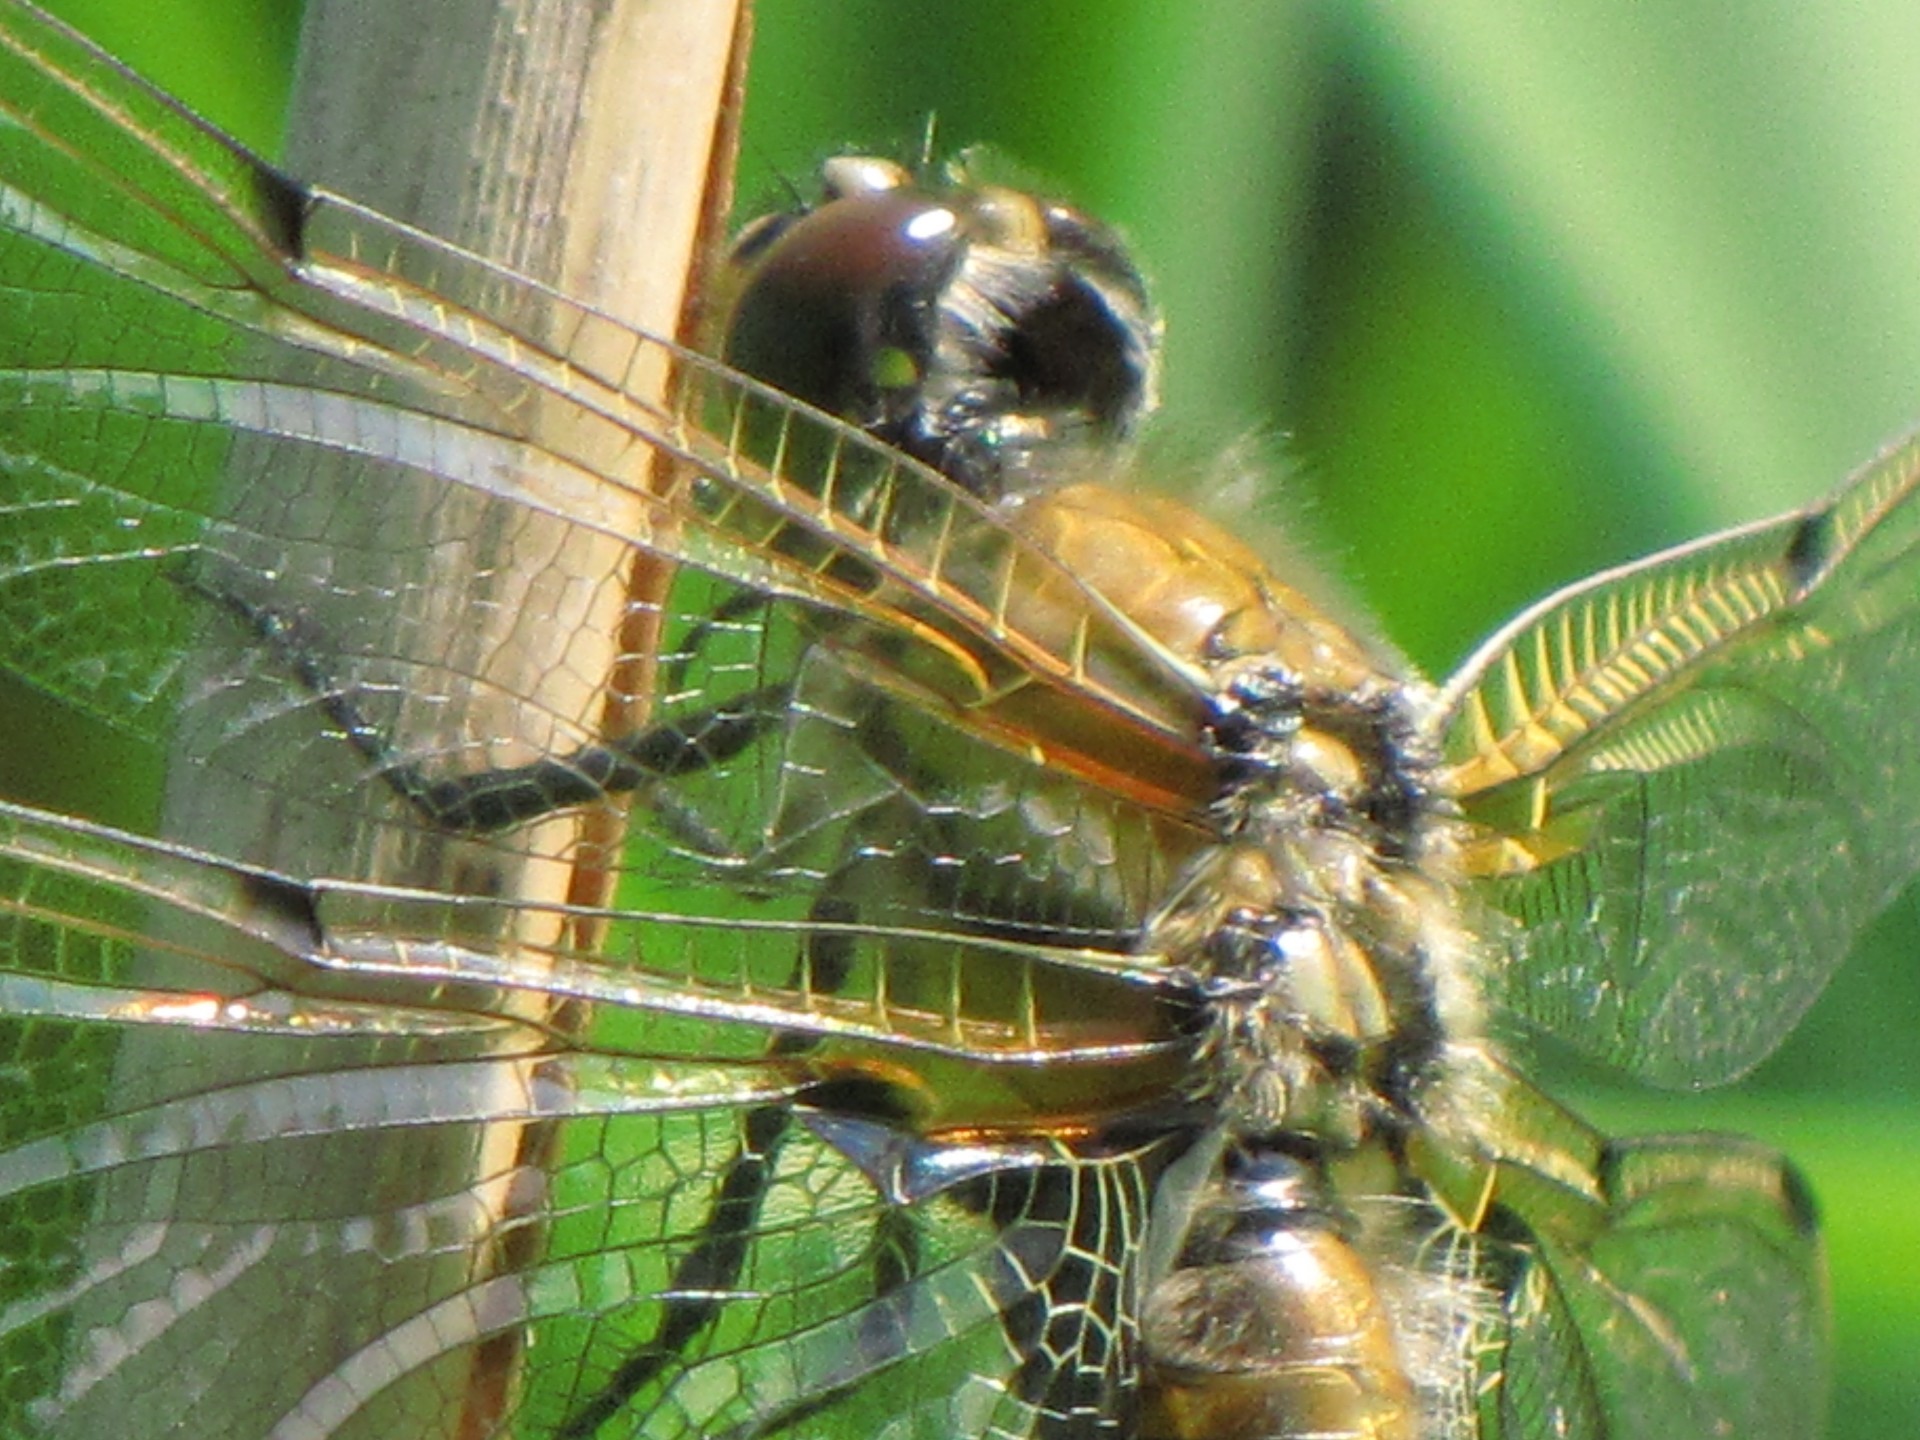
[720,156,1161,501]
[721,187,969,440]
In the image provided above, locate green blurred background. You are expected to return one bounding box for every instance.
[27,0,1920,1430]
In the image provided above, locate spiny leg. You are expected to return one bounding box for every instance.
[554,893,869,1439]
[176,564,791,837]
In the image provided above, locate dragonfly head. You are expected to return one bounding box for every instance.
[717,153,1161,501]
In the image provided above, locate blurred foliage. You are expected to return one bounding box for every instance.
[24,0,1920,1430]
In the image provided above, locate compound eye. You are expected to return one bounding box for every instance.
[720,189,962,426]
[720,158,1161,503]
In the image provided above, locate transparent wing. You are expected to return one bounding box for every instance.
[1436,433,1920,1086]
[1413,1049,1826,1440]
[0,3,1208,1436]
[0,0,1213,879]
[0,800,1191,1438]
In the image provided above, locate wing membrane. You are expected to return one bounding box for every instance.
[1491,1137,1826,1440]
[1414,1049,1826,1440]
[0,797,1187,1436]
[1437,433,1920,1085]
[0,794,1186,1084]
[0,0,1233,1042]
[0,0,1216,879]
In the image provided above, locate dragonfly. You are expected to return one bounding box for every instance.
[1,1,1914,1436]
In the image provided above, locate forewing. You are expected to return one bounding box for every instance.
[0,0,1208,883]
[1437,433,1920,1086]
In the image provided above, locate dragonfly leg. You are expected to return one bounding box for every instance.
[173,562,792,836]
[554,893,873,1438]
[367,692,790,836]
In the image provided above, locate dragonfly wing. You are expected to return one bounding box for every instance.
[1436,433,1920,1086]
[0,0,1204,878]
[1414,1050,1826,1439]
[0,796,1194,1437]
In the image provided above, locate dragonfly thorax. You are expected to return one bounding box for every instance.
[1151,820,1472,1146]
[1105,537,1467,1139]
[1136,661,1484,1438]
